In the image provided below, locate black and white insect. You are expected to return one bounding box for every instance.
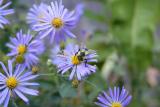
[75,48,89,66]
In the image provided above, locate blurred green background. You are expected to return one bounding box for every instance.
[0,0,160,107]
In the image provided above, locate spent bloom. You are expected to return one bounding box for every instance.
[6,30,44,68]
[32,0,81,44]
[75,3,84,22]
[0,0,14,28]
[0,60,39,107]
[95,86,132,107]
[26,3,48,29]
[52,43,97,80]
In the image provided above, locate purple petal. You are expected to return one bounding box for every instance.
[0,62,9,77]
[14,89,29,103]
[8,60,13,76]
[17,86,39,96]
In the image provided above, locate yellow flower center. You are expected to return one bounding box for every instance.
[16,54,25,64]
[72,55,80,65]
[6,77,18,89]
[111,102,122,107]
[17,44,27,55]
[52,18,63,29]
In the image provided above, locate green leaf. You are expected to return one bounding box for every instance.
[108,0,160,49]
[130,0,160,49]
[107,0,160,69]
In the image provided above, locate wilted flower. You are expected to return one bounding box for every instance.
[6,30,44,68]
[95,86,132,107]
[52,43,97,80]
[26,3,48,29]
[0,0,14,28]
[75,3,84,22]
[33,0,80,44]
[0,60,39,107]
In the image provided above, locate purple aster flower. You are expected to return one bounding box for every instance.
[26,3,48,29]
[33,0,79,44]
[0,0,14,29]
[0,60,39,107]
[95,87,132,107]
[52,43,97,80]
[6,30,45,68]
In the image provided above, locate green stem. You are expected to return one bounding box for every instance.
[84,79,101,92]
[39,73,69,78]
[12,100,18,107]
[39,73,56,76]
[40,73,101,92]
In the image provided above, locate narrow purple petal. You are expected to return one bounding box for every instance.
[14,89,29,103]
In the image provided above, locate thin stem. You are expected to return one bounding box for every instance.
[84,79,101,92]
[39,73,56,76]
[39,73,69,78]
[12,100,18,107]
[40,73,101,91]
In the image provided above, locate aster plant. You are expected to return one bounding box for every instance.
[0,0,134,106]
[0,60,39,107]
[52,43,97,80]
[6,30,44,68]
[95,86,132,107]
[0,0,14,28]
[30,0,80,44]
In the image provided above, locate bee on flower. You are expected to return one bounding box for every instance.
[6,30,45,68]
[0,0,14,28]
[52,43,97,80]
[0,60,39,107]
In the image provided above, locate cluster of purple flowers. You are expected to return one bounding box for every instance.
[0,0,132,107]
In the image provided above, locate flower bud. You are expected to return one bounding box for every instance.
[72,79,79,88]
[16,55,25,64]
[32,66,39,74]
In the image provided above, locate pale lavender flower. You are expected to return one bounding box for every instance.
[26,3,48,29]
[52,43,97,80]
[6,30,45,68]
[95,87,132,107]
[0,0,14,28]
[0,60,39,107]
[33,0,80,44]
